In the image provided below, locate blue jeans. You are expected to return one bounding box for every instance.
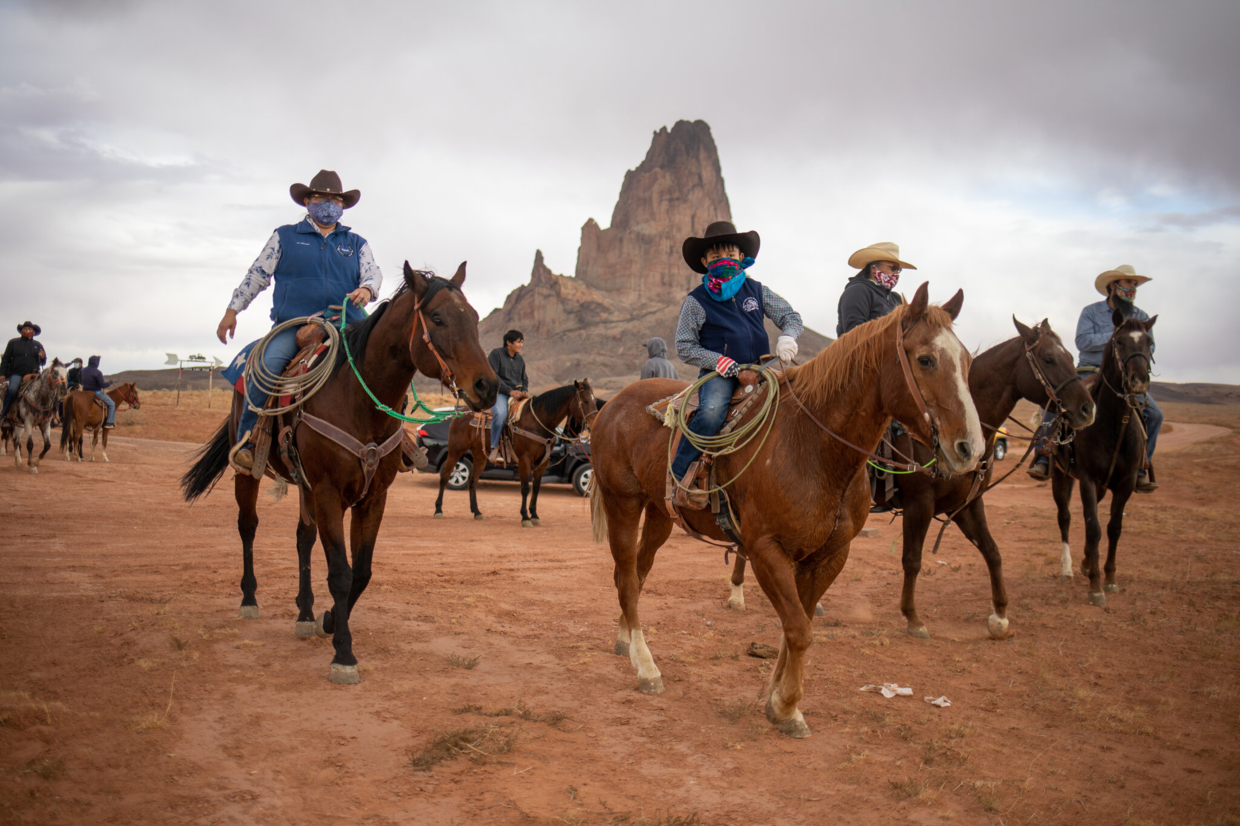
[236,326,301,445]
[96,390,116,425]
[670,373,738,479]
[1,373,21,420]
[490,393,510,450]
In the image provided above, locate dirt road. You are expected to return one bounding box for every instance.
[2,409,1238,825]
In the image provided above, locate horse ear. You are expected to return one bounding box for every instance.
[1145,314,1158,331]
[450,261,467,288]
[574,379,581,389]
[940,288,964,321]
[908,282,930,320]
[1013,315,1037,344]
[1111,307,1125,328]
[403,261,428,297]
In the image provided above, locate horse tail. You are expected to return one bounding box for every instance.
[181,417,232,503]
[60,400,74,453]
[589,472,609,545]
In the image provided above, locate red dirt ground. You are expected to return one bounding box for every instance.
[1,401,1238,825]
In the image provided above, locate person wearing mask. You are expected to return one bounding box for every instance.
[1028,265,1160,492]
[836,242,915,336]
[80,355,115,429]
[639,337,678,380]
[487,330,530,464]
[214,170,383,471]
[1,321,47,423]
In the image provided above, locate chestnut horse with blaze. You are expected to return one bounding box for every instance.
[182,264,498,684]
[589,284,983,738]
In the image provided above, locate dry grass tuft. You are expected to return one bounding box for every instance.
[452,699,567,728]
[888,777,936,803]
[408,724,517,769]
[973,781,1002,813]
[446,653,482,670]
[0,691,66,729]
[22,757,66,780]
[716,701,750,723]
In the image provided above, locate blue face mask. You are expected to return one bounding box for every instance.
[307,199,343,227]
[702,256,755,302]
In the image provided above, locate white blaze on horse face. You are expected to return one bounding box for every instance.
[932,329,984,467]
[1128,331,1143,345]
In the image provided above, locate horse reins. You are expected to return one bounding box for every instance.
[408,279,460,397]
[1097,337,1151,490]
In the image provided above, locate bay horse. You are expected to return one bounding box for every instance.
[2,360,69,474]
[1051,311,1157,606]
[589,284,983,738]
[433,380,598,524]
[60,383,142,462]
[730,317,1096,638]
[181,263,498,684]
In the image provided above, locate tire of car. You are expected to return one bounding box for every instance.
[993,439,1007,461]
[445,457,473,490]
[571,463,593,498]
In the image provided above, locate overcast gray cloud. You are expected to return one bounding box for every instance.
[2,0,1237,381]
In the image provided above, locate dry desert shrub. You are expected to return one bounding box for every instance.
[446,653,482,669]
[408,724,517,769]
[451,699,567,728]
[0,691,65,729]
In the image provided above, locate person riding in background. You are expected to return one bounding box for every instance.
[671,221,803,508]
[215,170,383,470]
[66,358,84,390]
[640,337,678,380]
[836,242,915,336]
[80,355,116,429]
[487,329,530,464]
[1,321,47,423]
[1028,264,1161,492]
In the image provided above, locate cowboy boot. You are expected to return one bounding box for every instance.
[1026,457,1050,481]
[672,462,709,510]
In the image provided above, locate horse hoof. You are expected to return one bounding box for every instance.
[613,641,630,656]
[814,602,825,617]
[1088,592,1106,607]
[28,466,37,475]
[329,664,360,685]
[987,614,1010,638]
[638,676,664,695]
[237,605,260,620]
[295,621,316,637]
[726,600,745,611]
[765,700,811,738]
[315,611,333,638]
[474,514,486,521]
[908,625,931,639]
[1059,573,1074,582]
[521,520,533,528]
[530,518,541,526]
[433,513,444,520]
[1104,584,1118,593]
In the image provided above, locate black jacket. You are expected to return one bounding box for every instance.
[0,336,46,377]
[836,274,902,337]
[81,355,110,392]
[487,346,528,396]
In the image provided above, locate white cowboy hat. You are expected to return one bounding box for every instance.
[1094,264,1151,296]
[848,242,917,271]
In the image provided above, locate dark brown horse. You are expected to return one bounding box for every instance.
[433,379,597,525]
[1051,312,1157,606]
[60,383,141,462]
[589,284,983,738]
[728,317,1096,639]
[182,263,498,684]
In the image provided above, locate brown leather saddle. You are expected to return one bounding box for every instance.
[464,397,539,466]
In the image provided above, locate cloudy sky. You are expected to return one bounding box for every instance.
[3,0,1237,382]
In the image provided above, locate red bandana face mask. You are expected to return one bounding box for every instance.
[873,270,899,290]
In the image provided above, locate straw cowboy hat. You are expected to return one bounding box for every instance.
[848,242,917,271]
[682,221,761,274]
[289,169,361,209]
[1094,264,1151,296]
[16,321,41,335]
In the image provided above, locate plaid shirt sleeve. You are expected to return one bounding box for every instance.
[358,241,384,299]
[675,295,724,370]
[228,231,281,313]
[762,285,803,339]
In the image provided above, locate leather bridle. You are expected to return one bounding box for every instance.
[408,279,460,396]
[1023,335,1084,408]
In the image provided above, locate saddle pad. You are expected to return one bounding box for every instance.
[509,396,530,421]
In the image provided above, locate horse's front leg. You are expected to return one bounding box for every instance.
[467,435,485,520]
[898,492,936,639]
[22,422,35,473]
[101,426,109,463]
[518,456,534,527]
[345,487,388,619]
[952,500,1009,638]
[311,486,358,684]
[294,493,319,636]
[1077,478,1106,606]
[527,454,549,526]
[235,473,261,618]
[1103,485,1133,594]
[727,554,747,610]
[1051,466,1076,580]
[36,420,53,467]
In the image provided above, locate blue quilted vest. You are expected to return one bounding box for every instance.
[269,219,368,325]
[690,277,771,366]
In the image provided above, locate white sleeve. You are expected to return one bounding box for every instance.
[358,241,384,300]
[228,232,281,313]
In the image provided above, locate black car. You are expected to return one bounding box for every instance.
[414,409,594,497]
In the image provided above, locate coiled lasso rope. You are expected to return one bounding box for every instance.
[666,365,781,495]
[243,315,341,417]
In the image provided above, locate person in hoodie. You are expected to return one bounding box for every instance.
[80,355,115,429]
[671,221,803,509]
[1,321,47,423]
[836,242,915,336]
[639,337,678,380]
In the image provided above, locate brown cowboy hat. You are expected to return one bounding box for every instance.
[16,321,40,335]
[848,242,917,271]
[1094,264,1151,296]
[682,221,760,274]
[289,169,361,209]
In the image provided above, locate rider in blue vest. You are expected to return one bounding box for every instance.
[670,221,803,509]
[215,170,384,470]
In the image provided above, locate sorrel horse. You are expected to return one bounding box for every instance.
[433,380,597,524]
[589,284,983,738]
[729,317,1096,638]
[1051,312,1157,606]
[60,383,142,462]
[182,263,498,684]
[2,360,68,474]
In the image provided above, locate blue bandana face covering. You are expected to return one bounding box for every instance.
[307,199,344,227]
[703,256,755,302]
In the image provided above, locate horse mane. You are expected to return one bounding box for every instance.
[787,304,955,410]
[533,383,579,418]
[331,280,413,374]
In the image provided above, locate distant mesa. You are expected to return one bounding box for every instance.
[477,119,831,394]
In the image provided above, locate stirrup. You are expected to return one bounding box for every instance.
[1026,459,1050,482]
[229,430,254,473]
[671,468,708,511]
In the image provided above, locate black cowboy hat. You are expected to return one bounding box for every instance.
[289,169,361,209]
[16,321,40,335]
[682,221,760,274]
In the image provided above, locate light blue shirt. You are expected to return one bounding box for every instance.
[1075,299,1152,368]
